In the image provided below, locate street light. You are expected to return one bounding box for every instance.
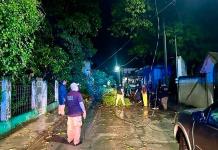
[114,65,120,72]
[114,65,121,84]
[114,57,137,85]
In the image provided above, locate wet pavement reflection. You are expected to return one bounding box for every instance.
[40,105,178,150]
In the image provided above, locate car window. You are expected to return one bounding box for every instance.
[208,108,218,128]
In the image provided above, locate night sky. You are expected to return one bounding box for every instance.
[92,0,129,72]
[92,0,218,72]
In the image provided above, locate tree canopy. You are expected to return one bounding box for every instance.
[110,0,216,73]
[40,0,102,81]
[0,0,42,78]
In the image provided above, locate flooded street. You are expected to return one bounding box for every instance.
[39,105,178,150]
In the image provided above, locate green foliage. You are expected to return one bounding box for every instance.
[0,0,43,77]
[110,0,155,62]
[41,0,101,81]
[92,70,108,86]
[166,23,209,72]
[0,0,101,82]
[111,0,153,38]
[111,0,211,73]
[102,88,131,106]
[86,70,116,100]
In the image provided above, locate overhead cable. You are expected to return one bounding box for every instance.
[150,0,160,71]
[121,56,137,67]
[95,0,176,70]
[150,0,176,71]
[95,39,131,69]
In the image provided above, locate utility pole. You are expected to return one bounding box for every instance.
[163,22,168,85]
[175,35,178,78]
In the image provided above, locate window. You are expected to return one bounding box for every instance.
[208,108,218,128]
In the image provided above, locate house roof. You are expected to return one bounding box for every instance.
[200,52,218,73]
[208,52,218,63]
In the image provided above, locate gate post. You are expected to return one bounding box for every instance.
[31,80,36,109]
[55,80,58,102]
[0,79,11,121]
[36,78,43,115]
[41,81,47,114]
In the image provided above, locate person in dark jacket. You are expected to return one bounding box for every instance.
[58,80,67,115]
[135,84,142,103]
[65,83,86,146]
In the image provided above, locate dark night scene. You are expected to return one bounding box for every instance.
[0,0,218,149]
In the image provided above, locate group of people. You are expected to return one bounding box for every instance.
[115,83,148,107]
[115,81,168,110]
[57,79,168,146]
[58,80,86,146]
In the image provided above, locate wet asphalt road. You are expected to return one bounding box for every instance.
[34,105,179,150]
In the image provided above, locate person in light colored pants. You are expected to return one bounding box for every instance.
[161,97,168,110]
[58,105,65,115]
[67,116,82,144]
[65,83,86,146]
[58,80,67,115]
[116,93,125,106]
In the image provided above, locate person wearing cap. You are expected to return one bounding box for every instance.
[58,80,67,115]
[65,83,86,146]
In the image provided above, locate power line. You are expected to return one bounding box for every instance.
[150,0,176,71]
[149,0,176,19]
[158,0,176,15]
[150,0,160,71]
[121,56,137,67]
[95,39,131,69]
[95,0,176,70]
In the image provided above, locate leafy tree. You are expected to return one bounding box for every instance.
[42,0,101,81]
[110,0,214,74]
[88,70,115,100]
[111,0,153,38]
[110,0,156,64]
[0,0,42,78]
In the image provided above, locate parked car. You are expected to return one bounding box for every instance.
[174,102,218,150]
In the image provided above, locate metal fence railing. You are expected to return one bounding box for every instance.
[47,82,55,105]
[11,84,32,117]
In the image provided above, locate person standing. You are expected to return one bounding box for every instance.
[141,85,148,107]
[65,83,86,146]
[160,84,168,110]
[116,84,125,106]
[135,84,142,103]
[58,80,67,115]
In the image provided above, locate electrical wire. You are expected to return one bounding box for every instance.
[149,0,176,82]
[95,0,176,70]
[150,0,160,72]
[95,39,131,69]
[158,0,176,15]
[121,56,137,67]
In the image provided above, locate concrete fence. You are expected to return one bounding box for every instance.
[0,78,59,136]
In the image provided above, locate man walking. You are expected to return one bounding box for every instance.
[65,83,86,146]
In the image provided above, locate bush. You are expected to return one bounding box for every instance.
[102,88,131,106]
